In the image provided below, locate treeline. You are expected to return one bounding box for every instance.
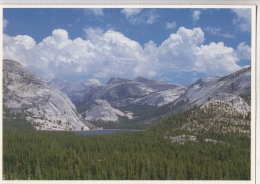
[148,105,250,144]
[3,107,250,180]
[89,104,174,130]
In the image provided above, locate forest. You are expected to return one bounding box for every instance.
[3,105,250,180]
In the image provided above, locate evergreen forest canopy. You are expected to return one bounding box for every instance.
[3,102,250,180]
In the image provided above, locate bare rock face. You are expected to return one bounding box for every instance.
[77,76,188,122]
[170,135,197,144]
[83,99,133,122]
[173,67,251,115]
[80,77,187,104]
[3,59,90,131]
[200,92,251,118]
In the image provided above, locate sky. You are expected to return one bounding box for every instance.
[3,7,252,85]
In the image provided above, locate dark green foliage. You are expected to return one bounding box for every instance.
[89,119,145,130]
[3,105,250,180]
[3,108,34,131]
[239,94,251,106]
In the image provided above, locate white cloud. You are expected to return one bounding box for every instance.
[90,8,104,16]
[3,19,9,29]
[236,42,251,60]
[3,34,54,80]
[121,9,158,25]
[205,27,221,35]
[195,42,240,75]
[232,8,251,33]
[146,13,159,24]
[14,35,36,50]
[158,27,204,71]
[157,27,247,77]
[144,40,158,58]
[3,27,248,83]
[192,10,201,21]
[121,8,142,18]
[166,21,176,29]
[83,27,104,42]
[222,33,235,38]
[205,27,235,38]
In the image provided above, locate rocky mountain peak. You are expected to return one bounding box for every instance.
[218,66,251,82]
[106,77,131,85]
[47,79,91,101]
[134,77,156,84]
[3,59,91,131]
[3,59,42,82]
[172,67,251,113]
[188,77,219,90]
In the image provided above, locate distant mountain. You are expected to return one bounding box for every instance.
[47,79,98,101]
[107,77,132,85]
[82,99,133,122]
[147,69,251,147]
[77,77,188,122]
[75,67,251,125]
[80,76,187,103]
[172,67,251,116]
[4,58,250,130]
[3,59,93,131]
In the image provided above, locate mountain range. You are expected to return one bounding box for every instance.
[3,59,251,130]
[74,76,187,123]
[47,79,101,102]
[172,67,251,114]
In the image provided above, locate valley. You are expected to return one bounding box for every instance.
[3,100,250,180]
[2,59,251,180]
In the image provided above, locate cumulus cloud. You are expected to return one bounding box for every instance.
[14,35,36,49]
[83,27,104,42]
[236,42,251,60]
[192,10,201,21]
[3,27,250,84]
[158,27,204,71]
[166,21,176,29]
[195,42,240,75]
[3,19,9,29]
[3,34,55,80]
[232,8,251,33]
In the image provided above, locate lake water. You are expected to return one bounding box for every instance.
[72,129,140,136]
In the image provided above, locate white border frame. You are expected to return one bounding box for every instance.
[0,3,258,184]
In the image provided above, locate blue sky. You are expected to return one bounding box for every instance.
[3,8,251,85]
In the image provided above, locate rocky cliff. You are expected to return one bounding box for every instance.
[3,59,92,130]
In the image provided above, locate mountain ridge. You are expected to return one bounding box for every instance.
[76,66,251,125]
[47,79,100,101]
[3,59,93,131]
[172,66,250,114]
[77,76,188,122]
[3,59,251,130]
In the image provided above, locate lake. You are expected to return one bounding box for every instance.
[72,129,140,136]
